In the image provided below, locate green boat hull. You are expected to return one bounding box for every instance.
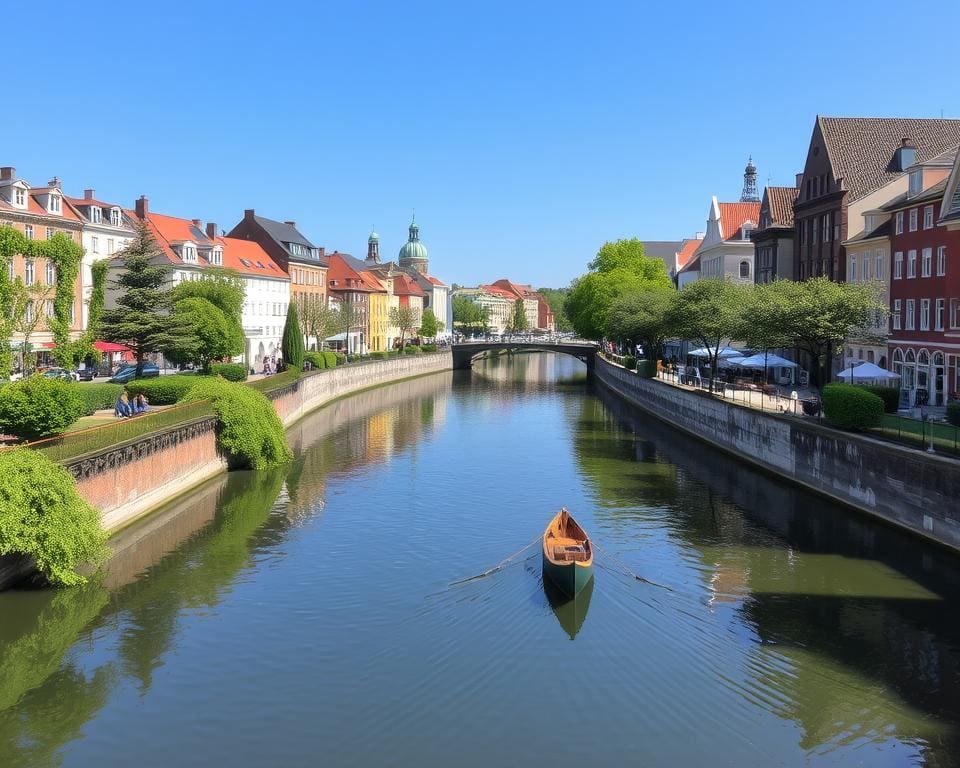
[542,552,594,598]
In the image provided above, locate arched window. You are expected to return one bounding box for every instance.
[905,349,916,364]
[867,351,874,363]
[739,260,750,278]
[893,348,903,363]
[933,351,945,366]
[879,355,887,368]
[918,349,930,366]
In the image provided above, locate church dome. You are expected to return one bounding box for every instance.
[398,216,429,266]
[368,228,379,243]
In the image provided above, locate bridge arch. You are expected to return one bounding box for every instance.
[451,341,597,377]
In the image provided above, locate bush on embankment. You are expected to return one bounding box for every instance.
[211,363,248,382]
[622,355,637,371]
[854,385,899,414]
[636,359,657,378]
[188,377,291,469]
[125,375,199,404]
[0,376,84,440]
[0,448,109,586]
[403,345,422,355]
[304,352,326,370]
[74,383,124,415]
[822,383,884,431]
[422,343,438,353]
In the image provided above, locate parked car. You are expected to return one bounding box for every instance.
[75,367,96,381]
[41,367,80,382]
[109,363,160,383]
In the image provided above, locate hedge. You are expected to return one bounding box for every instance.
[347,354,361,362]
[187,378,291,469]
[622,355,637,371]
[948,402,960,427]
[304,352,326,370]
[422,343,438,353]
[636,359,657,378]
[370,351,388,360]
[74,383,124,415]
[854,384,899,414]
[0,448,108,586]
[125,375,199,405]
[333,353,346,366]
[822,383,884,430]
[211,362,247,382]
[0,376,84,440]
[403,345,422,355]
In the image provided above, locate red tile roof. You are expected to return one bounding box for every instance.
[26,191,81,222]
[763,186,798,228]
[221,236,286,278]
[65,196,121,211]
[393,273,426,297]
[328,252,376,292]
[675,238,703,270]
[425,275,447,286]
[718,202,761,240]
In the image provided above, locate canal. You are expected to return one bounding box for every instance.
[2,353,960,767]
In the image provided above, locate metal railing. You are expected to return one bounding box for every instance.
[869,413,960,457]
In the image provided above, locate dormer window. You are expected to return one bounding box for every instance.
[741,221,754,240]
[49,194,61,214]
[181,244,197,263]
[110,208,121,226]
[908,170,922,198]
[209,247,223,266]
[90,206,102,223]
[14,188,25,207]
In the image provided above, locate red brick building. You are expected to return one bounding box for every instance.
[885,148,960,405]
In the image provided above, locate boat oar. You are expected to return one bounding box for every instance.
[448,535,542,587]
[592,540,674,592]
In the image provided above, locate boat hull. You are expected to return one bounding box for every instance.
[542,551,593,598]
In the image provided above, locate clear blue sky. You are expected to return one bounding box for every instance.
[4,0,959,288]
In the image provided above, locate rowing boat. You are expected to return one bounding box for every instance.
[542,508,593,598]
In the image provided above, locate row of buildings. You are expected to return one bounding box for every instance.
[653,117,960,406]
[0,166,451,370]
[451,280,555,335]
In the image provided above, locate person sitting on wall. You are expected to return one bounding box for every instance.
[115,392,132,418]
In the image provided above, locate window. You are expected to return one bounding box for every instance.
[24,224,34,240]
[49,194,61,214]
[937,246,947,276]
[909,208,918,232]
[862,253,871,280]
[905,299,915,329]
[741,223,753,240]
[921,299,930,330]
[822,215,831,243]
[895,212,904,234]
[894,251,903,279]
[107,238,114,255]
[876,250,885,279]
[922,247,932,277]
[91,236,99,253]
[909,170,922,197]
[24,259,34,285]
[45,227,53,239]
[44,299,54,318]
[24,301,33,324]
[69,302,75,324]
[813,217,819,245]
[14,188,25,207]
[210,248,222,266]
[936,298,945,331]
[45,262,55,284]
[739,260,750,278]
[951,299,960,329]
[110,208,121,226]
[834,215,840,241]
[90,206,102,223]
[924,205,934,229]
[849,255,857,281]
[907,249,917,278]
[182,245,197,262]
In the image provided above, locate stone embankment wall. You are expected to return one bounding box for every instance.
[596,356,960,552]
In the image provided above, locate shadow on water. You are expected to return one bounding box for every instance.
[586,382,960,766]
[544,574,594,640]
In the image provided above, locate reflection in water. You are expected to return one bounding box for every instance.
[1,355,960,767]
[545,575,594,640]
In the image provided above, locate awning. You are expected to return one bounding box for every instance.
[94,341,131,353]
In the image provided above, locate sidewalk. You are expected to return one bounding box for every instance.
[656,370,820,417]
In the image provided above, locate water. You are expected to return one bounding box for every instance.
[2,353,960,767]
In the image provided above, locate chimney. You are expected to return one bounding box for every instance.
[84,189,95,200]
[206,222,218,239]
[135,195,149,218]
[191,218,202,229]
[284,220,296,228]
[795,173,803,189]
[48,177,61,189]
[244,208,255,219]
[1,167,16,181]
[318,247,325,257]
[896,138,917,171]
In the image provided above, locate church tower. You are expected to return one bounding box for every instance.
[398,214,429,275]
[740,156,760,203]
[366,226,380,263]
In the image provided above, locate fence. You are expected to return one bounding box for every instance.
[870,413,960,457]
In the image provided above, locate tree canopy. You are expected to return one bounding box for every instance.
[507,298,529,332]
[536,287,572,332]
[606,288,676,359]
[419,308,439,339]
[390,305,417,346]
[168,269,245,371]
[452,296,489,335]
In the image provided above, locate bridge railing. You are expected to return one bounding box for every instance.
[453,335,596,346]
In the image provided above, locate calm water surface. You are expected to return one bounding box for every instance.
[2,353,960,767]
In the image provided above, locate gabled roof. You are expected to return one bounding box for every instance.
[817,116,960,201]
[480,284,519,301]
[844,219,892,245]
[327,252,378,292]
[675,237,703,271]
[941,149,960,226]
[221,236,286,279]
[762,186,798,228]
[393,273,426,297]
[66,195,123,211]
[717,202,760,240]
[252,214,315,249]
[879,179,950,212]
[424,275,447,287]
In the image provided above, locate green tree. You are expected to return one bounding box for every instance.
[15,283,53,375]
[606,288,676,359]
[390,305,417,347]
[666,279,750,390]
[452,295,489,335]
[298,295,342,350]
[565,239,673,339]
[164,297,235,373]
[536,287,572,332]
[100,223,179,377]
[419,307,439,339]
[507,298,529,332]
[281,301,305,370]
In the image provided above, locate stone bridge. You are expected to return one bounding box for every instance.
[452,339,598,376]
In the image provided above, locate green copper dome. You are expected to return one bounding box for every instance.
[398,216,428,265]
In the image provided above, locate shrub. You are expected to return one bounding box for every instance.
[304,352,326,370]
[0,448,109,586]
[422,343,438,353]
[636,359,657,378]
[74,383,123,416]
[347,354,361,363]
[948,402,960,427]
[211,362,248,382]
[0,376,83,440]
[403,345,422,355]
[822,383,884,431]
[187,378,291,469]
[281,303,305,371]
[370,351,388,360]
[622,355,637,371]
[854,385,899,414]
[322,351,338,368]
[125,375,199,404]
[333,353,346,366]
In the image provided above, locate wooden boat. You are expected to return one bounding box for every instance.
[542,508,594,598]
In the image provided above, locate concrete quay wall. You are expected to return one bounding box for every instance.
[596,356,960,552]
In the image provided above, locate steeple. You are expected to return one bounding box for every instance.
[740,156,759,203]
[366,225,380,263]
[408,213,419,242]
[398,212,429,275]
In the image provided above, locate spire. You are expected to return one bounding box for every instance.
[366,224,380,263]
[740,156,759,203]
[408,211,419,242]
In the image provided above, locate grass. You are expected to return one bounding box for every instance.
[871,413,960,455]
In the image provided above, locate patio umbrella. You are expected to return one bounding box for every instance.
[738,353,798,369]
[836,362,900,381]
[718,355,747,368]
[688,346,744,359]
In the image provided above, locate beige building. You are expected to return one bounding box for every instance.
[454,287,511,334]
[842,211,891,367]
